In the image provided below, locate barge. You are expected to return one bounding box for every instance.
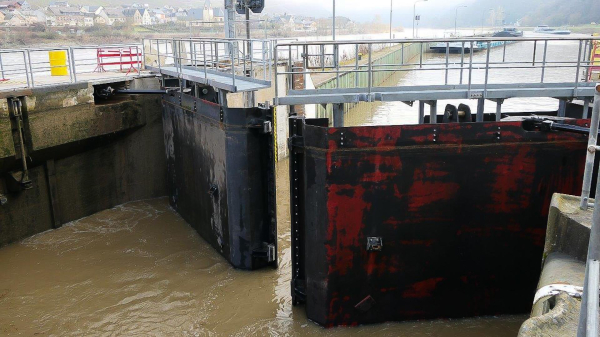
[429,40,514,53]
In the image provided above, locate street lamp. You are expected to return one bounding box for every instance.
[333,0,336,40]
[454,5,467,36]
[412,0,427,38]
[390,0,393,39]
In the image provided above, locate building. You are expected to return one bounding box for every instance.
[123,8,151,25]
[48,6,94,27]
[0,1,21,11]
[213,7,224,23]
[101,8,126,25]
[187,8,203,20]
[21,9,48,25]
[202,0,213,22]
[4,11,27,26]
[81,6,103,15]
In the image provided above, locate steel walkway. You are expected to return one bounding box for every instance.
[274,36,600,107]
[146,65,270,93]
[143,38,272,93]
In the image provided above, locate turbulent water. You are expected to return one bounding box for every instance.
[0,159,525,336]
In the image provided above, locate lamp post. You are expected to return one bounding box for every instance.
[454,5,467,36]
[333,0,336,40]
[412,0,427,38]
[390,0,393,39]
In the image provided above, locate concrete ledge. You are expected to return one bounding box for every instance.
[519,193,597,337]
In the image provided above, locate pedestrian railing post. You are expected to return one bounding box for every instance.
[23,51,30,88]
[0,52,5,81]
[578,85,600,337]
[69,47,77,83]
[575,40,584,97]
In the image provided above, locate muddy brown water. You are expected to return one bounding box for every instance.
[0,159,526,336]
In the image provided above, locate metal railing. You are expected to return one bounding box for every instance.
[578,83,600,337]
[142,37,272,91]
[274,36,600,105]
[0,44,144,91]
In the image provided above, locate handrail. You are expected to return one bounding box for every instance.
[276,36,600,46]
[142,37,272,92]
[0,43,145,91]
[274,36,600,106]
[577,83,600,337]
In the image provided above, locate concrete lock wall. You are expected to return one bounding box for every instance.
[0,78,168,247]
[519,194,597,337]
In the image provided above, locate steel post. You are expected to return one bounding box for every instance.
[333,103,344,127]
[484,42,491,97]
[355,45,359,87]
[476,98,485,122]
[0,52,5,80]
[460,42,465,85]
[332,0,336,40]
[495,99,503,121]
[558,99,567,117]
[445,43,449,85]
[576,40,584,96]
[274,44,279,105]
[583,98,591,119]
[580,85,600,210]
[69,47,77,83]
[418,100,425,124]
[428,100,437,124]
[578,86,600,337]
[541,40,548,83]
[23,51,31,88]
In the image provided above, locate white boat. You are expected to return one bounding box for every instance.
[534,25,571,35]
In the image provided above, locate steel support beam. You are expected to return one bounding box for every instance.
[418,101,425,125]
[476,98,485,122]
[583,98,591,119]
[424,100,437,124]
[278,83,599,106]
[332,103,344,127]
[490,98,504,121]
[558,99,567,117]
[218,89,228,107]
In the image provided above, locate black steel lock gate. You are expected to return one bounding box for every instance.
[162,92,276,270]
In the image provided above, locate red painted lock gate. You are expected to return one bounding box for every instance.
[289,117,589,327]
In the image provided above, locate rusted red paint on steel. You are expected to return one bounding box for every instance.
[300,119,590,327]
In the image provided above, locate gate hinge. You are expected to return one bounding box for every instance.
[252,242,276,263]
[247,120,273,134]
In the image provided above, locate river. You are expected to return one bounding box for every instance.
[1,28,583,336]
[0,158,525,336]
